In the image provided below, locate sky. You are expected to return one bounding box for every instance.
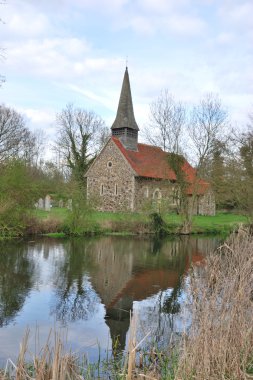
[1,0,252,146]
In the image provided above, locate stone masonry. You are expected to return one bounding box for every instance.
[86,139,136,212]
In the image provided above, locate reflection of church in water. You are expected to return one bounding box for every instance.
[88,236,216,350]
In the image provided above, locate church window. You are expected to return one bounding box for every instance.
[112,128,125,136]
[100,184,104,196]
[153,189,162,200]
[153,189,162,210]
[107,161,113,168]
[127,129,137,138]
[143,187,149,198]
[115,183,118,195]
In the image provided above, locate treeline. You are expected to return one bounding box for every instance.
[0,93,252,237]
[144,91,253,219]
[0,103,108,237]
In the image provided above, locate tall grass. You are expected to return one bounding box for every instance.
[2,329,82,380]
[176,227,253,379]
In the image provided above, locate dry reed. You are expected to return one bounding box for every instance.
[176,228,253,380]
[3,329,83,380]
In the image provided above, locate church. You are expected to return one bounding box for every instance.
[85,68,215,215]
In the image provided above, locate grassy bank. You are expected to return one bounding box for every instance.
[2,229,253,379]
[31,208,248,236]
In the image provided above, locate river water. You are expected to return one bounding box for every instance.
[0,235,220,365]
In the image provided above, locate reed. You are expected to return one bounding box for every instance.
[3,329,83,380]
[176,228,253,380]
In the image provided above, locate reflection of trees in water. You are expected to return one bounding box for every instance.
[134,235,216,350]
[0,242,35,327]
[104,235,197,353]
[52,277,99,324]
[51,238,100,324]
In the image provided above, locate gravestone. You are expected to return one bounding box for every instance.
[58,199,64,208]
[45,195,51,211]
[66,199,72,211]
[37,198,44,210]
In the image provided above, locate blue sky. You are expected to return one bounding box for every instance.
[1,0,252,144]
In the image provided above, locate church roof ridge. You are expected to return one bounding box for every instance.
[137,142,164,150]
[111,137,209,194]
[111,67,139,131]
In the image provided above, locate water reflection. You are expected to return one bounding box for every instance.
[0,241,35,327]
[0,235,220,362]
[51,239,99,324]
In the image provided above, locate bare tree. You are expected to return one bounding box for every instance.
[188,93,229,173]
[228,123,253,219]
[144,90,186,153]
[0,104,31,162]
[54,103,107,184]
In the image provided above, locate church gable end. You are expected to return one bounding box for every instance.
[86,139,136,211]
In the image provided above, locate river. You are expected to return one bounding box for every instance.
[0,235,220,366]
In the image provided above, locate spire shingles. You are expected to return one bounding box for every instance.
[111,67,139,131]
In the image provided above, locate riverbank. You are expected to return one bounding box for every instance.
[0,207,248,240]
[31,208,248,236]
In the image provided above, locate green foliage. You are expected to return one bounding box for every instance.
[168,153,188,212]
[0,160,41,236]
[33,208,247,236]
[62,182,100,235]
[167,153,194,233]
[150,212,168,236]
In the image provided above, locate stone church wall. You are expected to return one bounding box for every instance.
[134,179,216,215]
[198,190,216,216]
[86,140,135,211]
[86,139,216,215]
[187,191,216,216]
[134,177,177,212]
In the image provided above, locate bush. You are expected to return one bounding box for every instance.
[0,160,41,236]
[150,212,168,236]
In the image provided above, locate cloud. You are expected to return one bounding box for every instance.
[68,84,115,111]
[164,13,206,35]
[216,33,235,45]
[128,16,155,35]
[8,12,50,37]
[16,107,56,141]
[2,2,51,39]
[1,0,252,136]
[6,37,91,79]
[20,108,55,125]
[218,1,253,32]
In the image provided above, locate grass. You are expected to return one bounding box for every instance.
[32,208,248,236]
[33,207,69,221]
[43,232,66,238]
[190,212,248,233]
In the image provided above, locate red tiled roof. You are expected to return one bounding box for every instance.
[112,137,209,194]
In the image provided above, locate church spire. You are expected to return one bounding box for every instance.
[111,67,139,151]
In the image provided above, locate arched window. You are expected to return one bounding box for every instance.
[153,189,162,210]
[143,187,149,198]
[153,188,162,200]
